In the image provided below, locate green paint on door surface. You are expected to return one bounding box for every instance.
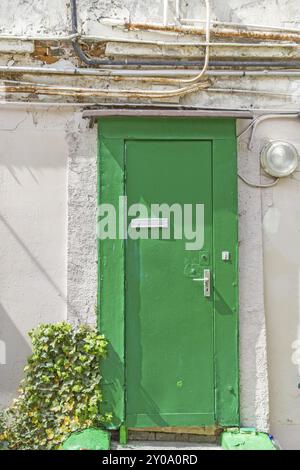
[126,140,214,427]
[98,117,239,430]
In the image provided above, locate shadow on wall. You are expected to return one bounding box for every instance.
[263,180,300,448]
[0,302,31,408]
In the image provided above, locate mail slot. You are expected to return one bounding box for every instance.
[130,218,168,229]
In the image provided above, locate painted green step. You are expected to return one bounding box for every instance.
[61,428,110,450]
[221,428,277,450]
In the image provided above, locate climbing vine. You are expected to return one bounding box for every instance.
[0,322,110,450]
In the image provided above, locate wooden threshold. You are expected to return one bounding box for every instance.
[128,426,221,436]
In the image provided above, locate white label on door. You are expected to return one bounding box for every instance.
[130,218,168,228]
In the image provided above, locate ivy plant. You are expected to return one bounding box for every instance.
[0,322,110,450]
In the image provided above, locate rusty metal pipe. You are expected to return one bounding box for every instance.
[1,78,211,99]
[115,20,300,43]
[2,79,300,100]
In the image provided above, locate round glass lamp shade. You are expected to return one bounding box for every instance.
[260,140,299,177]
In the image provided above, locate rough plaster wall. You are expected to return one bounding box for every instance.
[66,113,98,326]
[0,0,69,35]
[237,122,269,432]
[0,0,300,447]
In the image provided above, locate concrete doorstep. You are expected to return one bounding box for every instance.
[112,440,223,450]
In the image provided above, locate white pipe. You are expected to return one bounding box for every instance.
[175,0,180,21]
[99,39,300,48]
[248,114,299,149]
[237,118,261,138]
[238,173,279,188]
[179,0,210,84]
[0,34,299,49]
[2,65,300,78]
[179,18,300,34]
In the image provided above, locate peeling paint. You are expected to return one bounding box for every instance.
[0,39,34,54]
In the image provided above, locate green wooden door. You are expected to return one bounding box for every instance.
[126,140,214,427]
[98,117,239,430]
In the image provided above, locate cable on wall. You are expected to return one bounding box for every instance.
[238,173,279,188]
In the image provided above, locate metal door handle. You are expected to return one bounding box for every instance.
[193,269,211,297]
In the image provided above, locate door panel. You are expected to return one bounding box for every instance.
[125,140,214,427]
[98,117,239,430]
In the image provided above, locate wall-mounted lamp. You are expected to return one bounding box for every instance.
[260,141,299,178]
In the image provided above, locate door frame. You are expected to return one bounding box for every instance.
[97,117,239,430]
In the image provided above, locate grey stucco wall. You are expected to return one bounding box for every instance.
[237,121,269,432]
[66,113,98,326]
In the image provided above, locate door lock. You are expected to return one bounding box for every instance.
[193,269,211,297]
